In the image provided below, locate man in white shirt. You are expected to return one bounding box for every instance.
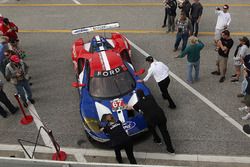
[214,4,231,44]
[138,56,176,109]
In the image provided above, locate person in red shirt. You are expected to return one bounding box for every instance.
[0,18,19,45]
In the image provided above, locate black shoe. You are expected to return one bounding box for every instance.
[0,111,7,118]
[153,138,162,144]
[211,71,220,75]
[219,76,225,83]
[167,148,175,154]
[173,48,177,52]
[162,25,166,28]
[29,82,33,86]
[169,104,176,109]
[231,74,237,77]
[29,99,35,104]
[11,107,19,114]
[231,78,239,82]
[23,102,28,108]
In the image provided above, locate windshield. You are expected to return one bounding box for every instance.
[89,69,136,99]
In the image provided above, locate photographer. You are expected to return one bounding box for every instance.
[174,12,192,52]
[5,55,34,107]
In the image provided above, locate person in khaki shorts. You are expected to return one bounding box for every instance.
[211,30,234,83]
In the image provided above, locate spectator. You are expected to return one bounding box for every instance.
[162,0,169,28]
[126,89,175,154]
[174,12,192,52]
[0,18,19,47]
[138,56,176,109]
[231,37,249,82]
[211,30,234,83]
[239,71,250,120]
[190,0,203,37]
[0,50,16,78]
[0,80,19,118]
[178,0,191,18]
[238,54,250,98]
[0,36,9,77]
[166,0,177,33]
[176,36,204,83]
[214,5,231,45]
[5,55,34,107]
[100,114,137,164]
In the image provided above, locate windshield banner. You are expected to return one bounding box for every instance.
[72,22,120,35]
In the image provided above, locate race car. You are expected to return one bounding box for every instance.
[71,23,150,142]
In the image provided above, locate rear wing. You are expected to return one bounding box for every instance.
[72,22,120,35]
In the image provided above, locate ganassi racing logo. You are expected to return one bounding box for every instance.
[123,121,136,131]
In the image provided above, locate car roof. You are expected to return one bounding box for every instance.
[89,50,126,77]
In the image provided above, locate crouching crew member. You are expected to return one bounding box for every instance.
[100,114,137,164]
[126,89,175,154]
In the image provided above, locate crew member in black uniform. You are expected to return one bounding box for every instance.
[126,89,175,154]
[100,114,137,164]
[0,80,18,118]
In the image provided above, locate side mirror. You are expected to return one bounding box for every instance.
[134,69,145,76]
[72,82,86,88]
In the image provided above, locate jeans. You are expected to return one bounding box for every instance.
[168,16,176,31]
[15,79,32,103]
[242,78,248,95]
[187,60,200,82]
[191,18,199,36]
[174,32,189,51]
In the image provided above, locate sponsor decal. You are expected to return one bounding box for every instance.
[94,66,123,77]
[123,121,136,131]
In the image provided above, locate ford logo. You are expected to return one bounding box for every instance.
[123,121,136,130]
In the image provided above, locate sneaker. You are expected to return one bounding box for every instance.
[231,79,239,82]
[29,99,35,104]
[219,76,225,83]
[166,30,170,33]
[166,148,175,154]
[238,106,248,112]
[211,71,220,75]
[242,113,250,120]
[237,93,245,98]
[173,48,177,52]
[162,25,166,28]
[153,138,162,145]
[169,104,176,109]
[231,74,237,78]
[23,102,28,108]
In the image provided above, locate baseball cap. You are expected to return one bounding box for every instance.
[145,56,154,62]
[223,4,229,9]
[239,36,249,43]
[10,55,20,63]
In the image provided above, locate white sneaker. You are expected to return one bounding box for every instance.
[239,106,248,112]
[242,113,250,120]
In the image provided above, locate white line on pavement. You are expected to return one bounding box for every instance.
[72,0,81,4]
[1,144,250,164]
[127,39,250,138]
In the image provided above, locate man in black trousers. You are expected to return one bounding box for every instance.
[100,114,137,164]
[0,80,18,118]
[190,0,203,36]
[126,89,175,153]
[162,0,169,28]
[138,56,176,109]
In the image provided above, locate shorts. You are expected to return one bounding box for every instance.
[215,29,223,41]
[217,55,228,71]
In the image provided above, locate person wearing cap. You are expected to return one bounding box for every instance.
[176,36,204,83]
[5,55,34,107]
[126,89,175,154]
[138,56,176,109]
[211,30,234,83]
[231,37,250,82]
[190,0,203,37]
[0,80,19,118]
[214,4,231,45]
[0,18,19,46]
[99,114,137,164]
